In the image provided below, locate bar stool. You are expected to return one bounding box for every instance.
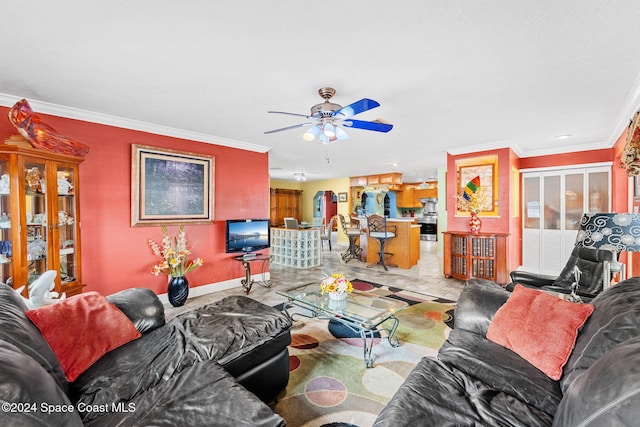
[366,214,397,271]
[339,214,361,262]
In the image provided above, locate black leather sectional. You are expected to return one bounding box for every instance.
[0,285,291,426]
[374,278,640,426]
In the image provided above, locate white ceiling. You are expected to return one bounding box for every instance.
[2,1,640,182]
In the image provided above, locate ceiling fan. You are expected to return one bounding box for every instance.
[264,87,393,144]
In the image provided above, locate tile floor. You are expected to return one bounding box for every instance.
[165,236,465,318]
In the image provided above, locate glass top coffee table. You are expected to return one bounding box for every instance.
[277,282,409,368]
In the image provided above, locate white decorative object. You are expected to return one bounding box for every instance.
[0,174,9,194]
[57,178,73,195]
[58,211,74,226]
[14,270,66,309]
[0,213,10,228]
[32,213,46,225]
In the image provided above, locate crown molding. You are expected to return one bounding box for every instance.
[445,137,616,159]
[0,93,271,154]
[606,68,640,145]
[446,140,525,157]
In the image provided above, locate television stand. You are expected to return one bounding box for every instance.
[233,254,272,294]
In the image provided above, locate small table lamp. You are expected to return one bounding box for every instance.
[575,212,640,282]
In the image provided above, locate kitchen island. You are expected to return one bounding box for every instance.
[361,217,421,269]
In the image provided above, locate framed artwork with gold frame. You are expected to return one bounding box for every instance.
[456,155,499,216]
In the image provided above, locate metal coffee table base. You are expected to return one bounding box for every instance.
[284,303,401,368]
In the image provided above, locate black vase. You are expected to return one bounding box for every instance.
[168,276,189,307]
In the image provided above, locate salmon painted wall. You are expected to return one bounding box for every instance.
[0,106,270,296]
[447,148,514,233]
[611,129,633,213]
[611,127,640,272]
[446,148,521,272]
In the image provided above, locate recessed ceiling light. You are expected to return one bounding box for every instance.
[554,134,572,140]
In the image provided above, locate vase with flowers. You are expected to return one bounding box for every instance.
[148,225,204,307]
[320,273,353,301]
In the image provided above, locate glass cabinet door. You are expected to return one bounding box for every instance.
[56,165,77,283]
[0,159,11,285]
[25,161,48,285]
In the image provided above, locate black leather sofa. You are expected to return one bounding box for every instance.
[374,277,640,426]
[0,284,291,426]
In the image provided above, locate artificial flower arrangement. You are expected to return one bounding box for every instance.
[320,273,353,295]
[148,225,204,277]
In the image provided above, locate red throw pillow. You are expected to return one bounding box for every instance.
[486,285,594,380]
[26,292,141,382]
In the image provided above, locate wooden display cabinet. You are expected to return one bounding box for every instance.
[443,231,509,284]
[0,146,84,297]
[269,188,302,227]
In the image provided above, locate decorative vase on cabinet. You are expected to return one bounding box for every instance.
[0,144,84,298]
[469,212,482,234]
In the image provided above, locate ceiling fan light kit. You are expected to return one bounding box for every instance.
[265,87,393,144]
[303,125,320,141]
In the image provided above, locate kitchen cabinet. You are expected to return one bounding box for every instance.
[350,173,402,188]
[397,183,438,208]
[270,188,302,227]
[397,187,418,208]
[0,146,84,297]
[349,176,368,186]
[379,173,403,184]
[367,175,380,185]
[443,231,510,284]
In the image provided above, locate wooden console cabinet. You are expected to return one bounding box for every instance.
[443,231,509,284]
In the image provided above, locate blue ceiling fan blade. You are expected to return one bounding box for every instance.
[333,98,380,118]
[343,119,393,133]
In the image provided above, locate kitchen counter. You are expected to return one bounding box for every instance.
[365,218,421,269]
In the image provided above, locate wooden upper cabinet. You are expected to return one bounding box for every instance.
[379,173,402,184]
[349,176,368,186]
[351,173,402,187]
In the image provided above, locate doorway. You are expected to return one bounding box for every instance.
[313,191,338,229]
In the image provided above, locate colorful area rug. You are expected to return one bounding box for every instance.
[272,279,455,427]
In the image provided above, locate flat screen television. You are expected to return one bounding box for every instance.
[225,219,271,254]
